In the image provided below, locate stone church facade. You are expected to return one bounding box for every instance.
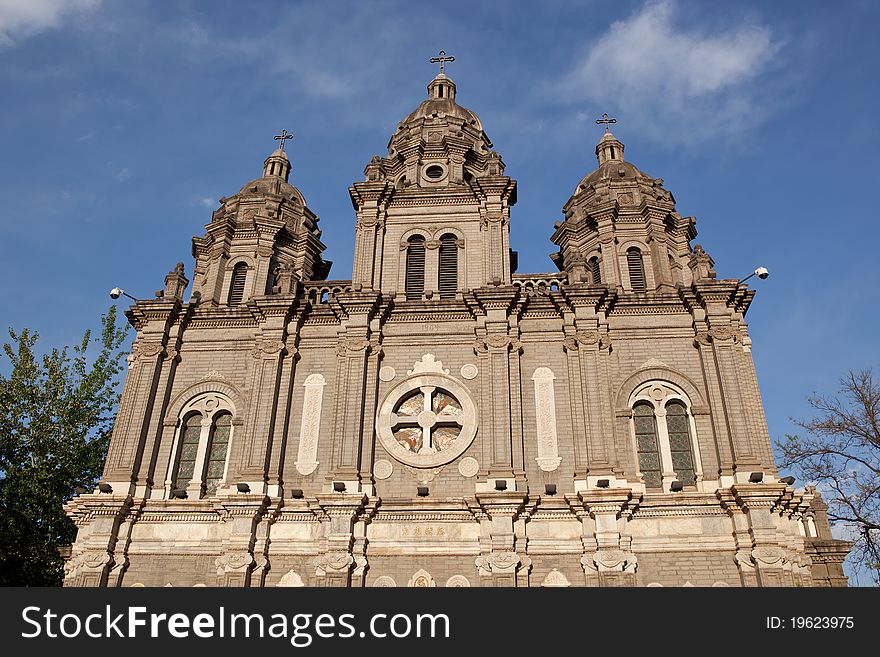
[64,68,850,587]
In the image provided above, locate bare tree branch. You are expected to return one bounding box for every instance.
[777,368,880,585]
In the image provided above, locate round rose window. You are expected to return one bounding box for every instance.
[376,373,477,468]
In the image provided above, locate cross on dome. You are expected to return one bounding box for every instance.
[595,113,617,133]
[273,129,294,151]
[429,50,455,75]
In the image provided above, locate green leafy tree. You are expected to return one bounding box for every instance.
[0,306,128,585]
[777,369,880,585]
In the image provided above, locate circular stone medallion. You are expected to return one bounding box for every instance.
[374,459,394,480]
[458,456,479,478]
[460,364,478,380]
[379,366,396,382]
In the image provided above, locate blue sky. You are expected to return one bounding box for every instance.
[1,1,878,579]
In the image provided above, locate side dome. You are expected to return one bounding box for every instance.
[567,131,674,210]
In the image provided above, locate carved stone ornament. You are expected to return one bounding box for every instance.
[694,331,712,347]
[295,373,326,476]
[200,369,226,381]
[458,456,480,478]
[407,353,449,375]
[315,551,354,576]
[752,546,785,567]
[372,575,396,587]
[734,550,756,572]
[215,552,254,574]
[425,239,441,250]
[446,575,470,587]
[137,342,166,359]
[590,549,637,573]
[379,366,396,382]
[475,335,522,353]
[476,551,520,576]
[708,326,738,342]
[276,570,305,587]
[541,568,571,587]
[336,337,371,356]
[373,459,394,480]
[408,569,436,587]
[576,330,600,345]
[253,339,286,357]
[460,363,478,380]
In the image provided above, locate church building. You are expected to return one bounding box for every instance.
[64,60,851,587]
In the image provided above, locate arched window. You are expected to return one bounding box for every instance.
[405,235,426,300]
[633,402,662,489]
[665,401,696,485]
[438,234,458,299]
[173,413,202,492]
[205,413,232,494]
[228,262,247,305]
[629,381,703,491]
[167,393,236,499]
[627,247,646,292]
[588,256,601,284]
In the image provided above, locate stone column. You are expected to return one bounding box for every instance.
[214,495,270,586]
[473,492,528,587]
[234,336,287,489]
[572,489,638,587]
[314,494,369,587]
[328,291,382,490]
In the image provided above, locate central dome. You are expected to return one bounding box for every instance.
[388,73,492,158]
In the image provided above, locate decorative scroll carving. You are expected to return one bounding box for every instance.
[252,339,286,358]
[295,374,326,475]
[215,552,254,575]
[474,335,522,354]
[708,326,738,342]
[694,331,712,347]
[475,551,520,576]
[336,337,371,357]
[315,551,354,576]
[532,367,561,472]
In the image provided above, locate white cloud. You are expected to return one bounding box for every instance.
[115,167,130,182]
[562,1,782,142]
[0,0,99,47]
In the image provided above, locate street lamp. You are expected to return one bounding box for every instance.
[737,267,769,284]
[109,287,139,301]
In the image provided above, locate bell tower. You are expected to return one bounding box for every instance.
[191,132,330,306]
[551,121,696,292]
[349,54,517,299]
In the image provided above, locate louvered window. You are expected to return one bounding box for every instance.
[228,262,247,305]
[627,248,646,292]
[173,413,202,491]
[588,256,601,284]
[666,401,696,485]
[633,402,662,490]
[438,234,458,299]
[204,413,232,495]
[405,236,426,300]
